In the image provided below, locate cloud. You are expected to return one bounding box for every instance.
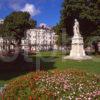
[21,3,40,16]
[9,0,26,10]
[8,0,40,16]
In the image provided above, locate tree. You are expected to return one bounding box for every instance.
[53,24,62,46]
[86,36,100,54]
[53,24,71,49]
[58,0,100,53]
[60,0,100,36]
[1,11,36,45]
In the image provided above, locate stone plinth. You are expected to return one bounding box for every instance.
[64,35,92,60]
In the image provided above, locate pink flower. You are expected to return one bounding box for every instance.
[96,91,100,95]
[64,84,68,90]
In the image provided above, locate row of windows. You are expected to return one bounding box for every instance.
[27,35,55,40]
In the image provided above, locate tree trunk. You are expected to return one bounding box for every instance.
[93,42,99,55]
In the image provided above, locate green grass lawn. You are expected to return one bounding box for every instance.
[0,51,100,88]
[37,51,100,74]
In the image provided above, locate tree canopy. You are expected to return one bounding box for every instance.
[0,11,36,44]
[60,0,100,37]
[54,0,100,49]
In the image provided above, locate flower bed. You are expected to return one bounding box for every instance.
[3,69,100,100]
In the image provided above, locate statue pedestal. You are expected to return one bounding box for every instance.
[64,35,92,60]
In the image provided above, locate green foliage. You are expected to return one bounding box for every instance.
[0,11,36,44]
[60,0,100,36]
[53,24,71,46]
[55,0,100,49]
[29,19,37,29]
[53,24,62,35]
[53,24,62,46]
[86,36,100,46]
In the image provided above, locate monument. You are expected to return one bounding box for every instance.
[64,19,92,60]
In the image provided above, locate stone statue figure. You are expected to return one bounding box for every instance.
[63,18,92,60]
[73,19,81,36]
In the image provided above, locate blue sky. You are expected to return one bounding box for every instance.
[0,0,63,27]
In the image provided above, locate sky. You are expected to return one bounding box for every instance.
[0,0,63,27]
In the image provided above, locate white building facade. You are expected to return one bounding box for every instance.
[0,23,58,53]
[0,19,4,24]
[21,28,58,52]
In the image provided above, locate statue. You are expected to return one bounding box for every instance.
[63,19,92,60]
[73,19,81,36]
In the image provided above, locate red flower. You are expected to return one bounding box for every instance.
[29,96,33,100]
